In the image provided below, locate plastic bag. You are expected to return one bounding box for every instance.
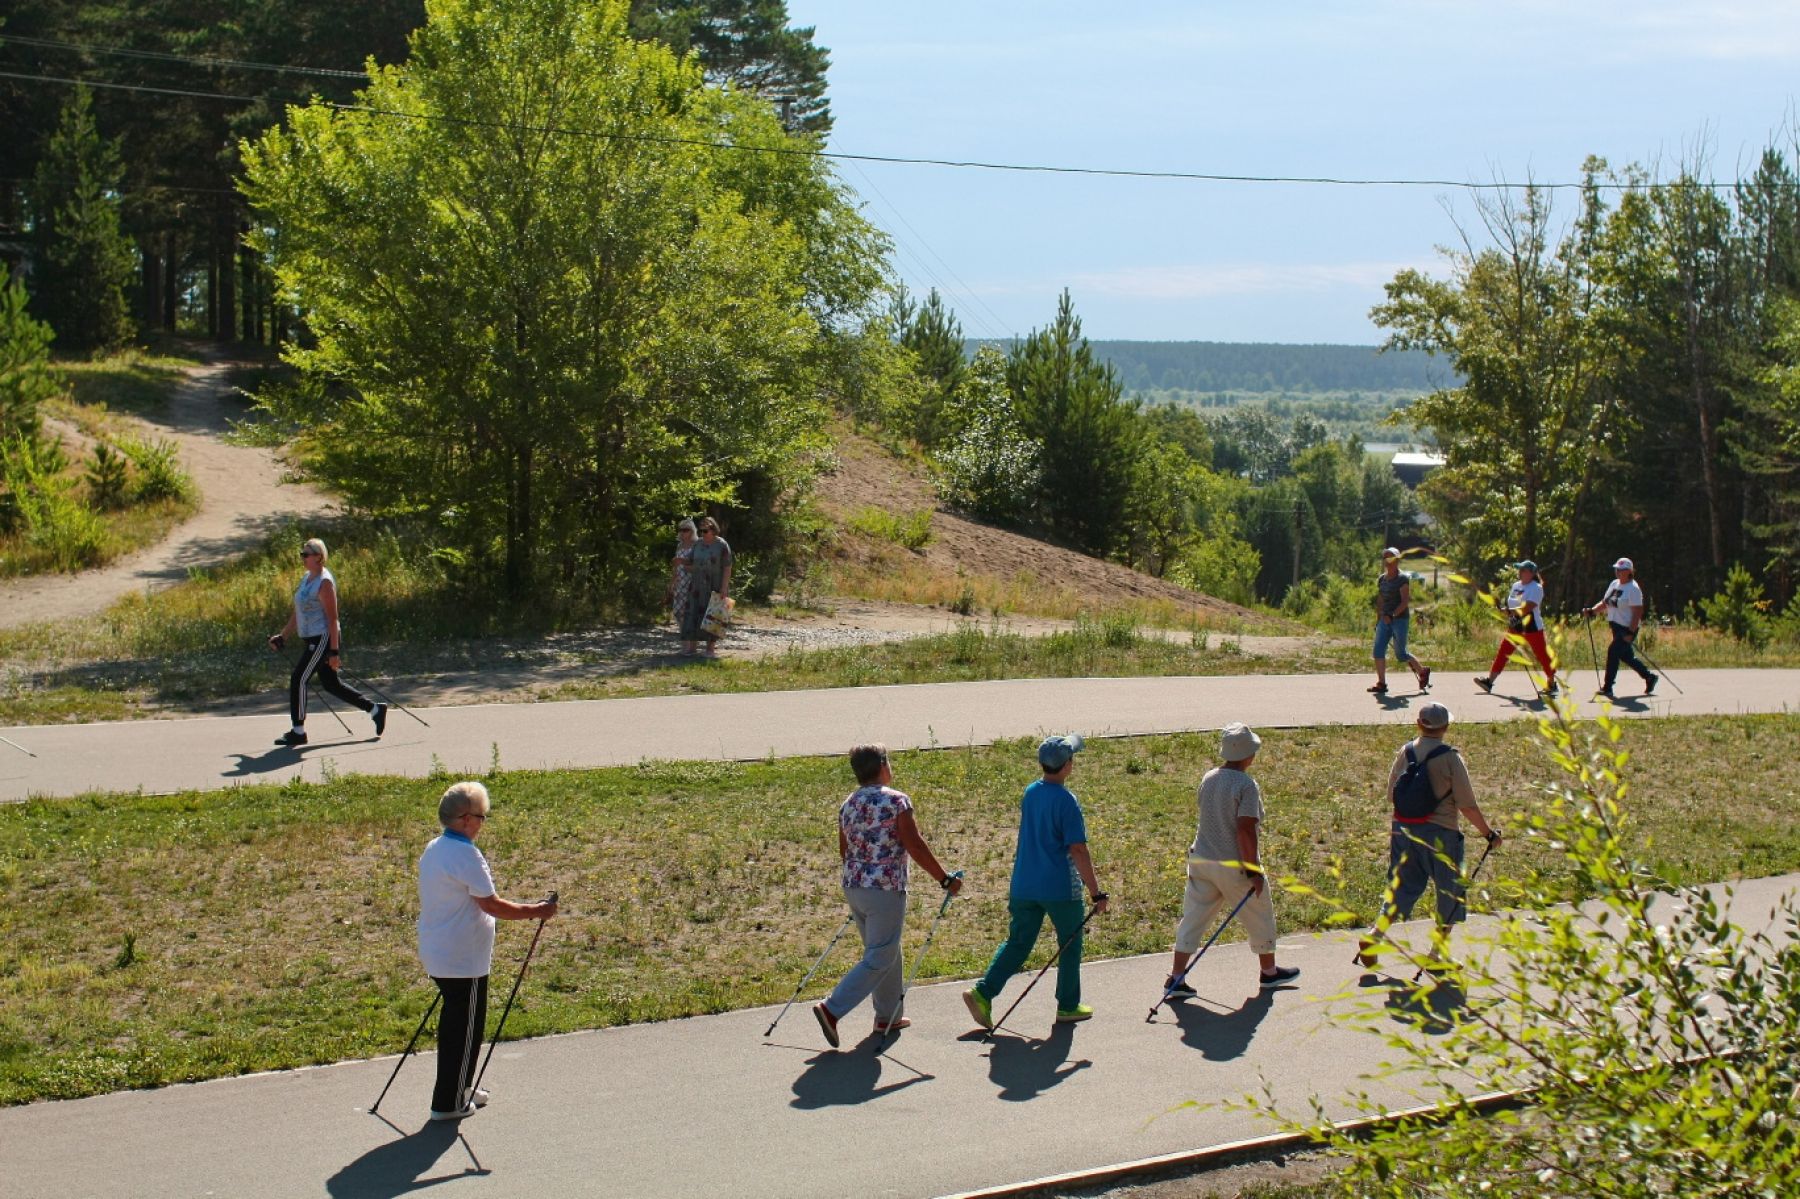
[700,592,735,638]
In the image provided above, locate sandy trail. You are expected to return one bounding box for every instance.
[0,352,336,631]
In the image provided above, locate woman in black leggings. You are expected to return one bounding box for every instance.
[267,538,386,746]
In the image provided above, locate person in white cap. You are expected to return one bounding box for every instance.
[1163,722,1299,997]
[1370,547,1430,695]
[1474,560,1557,696]
[1585,558,1657,698]
[1354,703,1500,969]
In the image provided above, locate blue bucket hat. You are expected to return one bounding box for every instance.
[1038,733,1084,771]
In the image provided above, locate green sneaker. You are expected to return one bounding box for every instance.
[1054,1004,1094,1024]
[962,987,993,1030]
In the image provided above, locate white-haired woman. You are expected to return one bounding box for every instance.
[669,518,698,645]
[266,537,385,746]
[417,781,558,1121]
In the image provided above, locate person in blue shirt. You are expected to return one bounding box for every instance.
[963,734,1110,1028]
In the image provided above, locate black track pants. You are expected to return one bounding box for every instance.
[1604,623,1652,689]
[288,635,375,727]
[431,974,489,1113]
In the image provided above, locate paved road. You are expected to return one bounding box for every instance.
[6,873,1792,1199]
[3,669,1796,801]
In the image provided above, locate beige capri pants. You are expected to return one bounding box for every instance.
[1175,857,1278,955]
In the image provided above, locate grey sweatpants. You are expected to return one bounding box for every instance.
[823,887,907,1024]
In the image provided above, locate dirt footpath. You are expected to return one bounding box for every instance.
[0,352,336,630]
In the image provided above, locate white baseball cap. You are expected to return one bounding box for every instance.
[1612,557,1634,571]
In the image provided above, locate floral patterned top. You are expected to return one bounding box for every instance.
[838,784,913,891]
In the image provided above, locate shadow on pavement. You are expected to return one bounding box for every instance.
[222,744,313,778]
[1170,988,1276,1061]
[1361,973,1465,1035]
[326,1120,488,1197]
[789,1037,933,1109]
[1373,692,1414,714]
[979,1023,1089,1102]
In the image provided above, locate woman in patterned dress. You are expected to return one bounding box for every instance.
[669,519,697,648]
[811,744,962,1047]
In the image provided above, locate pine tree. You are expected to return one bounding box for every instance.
[29,87,135,352]
[898,287,965,447]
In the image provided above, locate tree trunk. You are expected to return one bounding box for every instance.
[162,231,179,331]
[217,218,237,343]
[140,242,162,329]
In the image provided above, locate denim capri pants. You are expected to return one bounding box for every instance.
[1373,615,1411,661]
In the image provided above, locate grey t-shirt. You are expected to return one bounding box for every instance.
[686,537,732,598]
[1189,766,1264,860]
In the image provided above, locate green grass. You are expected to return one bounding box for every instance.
[2,714,1795,1105]
[54,343,206,417]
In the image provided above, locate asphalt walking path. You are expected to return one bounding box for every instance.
[3,668,1798,801]
[6,872,1795,1199]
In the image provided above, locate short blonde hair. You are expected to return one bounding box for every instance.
[438,780,490,826]
[302,537,328,562]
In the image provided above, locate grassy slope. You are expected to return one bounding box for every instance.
[2,714,1794,1104]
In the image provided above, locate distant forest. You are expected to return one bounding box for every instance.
[967,339,1451,394]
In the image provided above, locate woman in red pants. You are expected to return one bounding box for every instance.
[1474,560,1557,696]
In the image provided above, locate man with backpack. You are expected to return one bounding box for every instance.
[1354,703,1500,969]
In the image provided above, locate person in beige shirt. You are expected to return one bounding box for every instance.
[1354,702,1499,969]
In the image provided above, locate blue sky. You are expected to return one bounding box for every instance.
[789,1,1800,343]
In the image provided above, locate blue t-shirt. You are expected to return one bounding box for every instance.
[1009,779,1088,901]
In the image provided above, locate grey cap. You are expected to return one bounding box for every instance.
[1220,722,1261,760]
[1038,733,1084,771]
[1515,560,1539,573]
[1417,702,1453,731]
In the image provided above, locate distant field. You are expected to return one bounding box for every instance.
[1132,388,1429,444]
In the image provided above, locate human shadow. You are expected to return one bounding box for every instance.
[978,1023,1089,1102]
[1170,988,1276,1062]
[325,1120,487,1198]
[1373,691,1413,713]
[789,1035,933,1109]
[222,743,317,778]
[1363,973,1466,1035]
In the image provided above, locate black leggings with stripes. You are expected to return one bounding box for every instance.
[288,634,375,727]
[432,974,489,1112]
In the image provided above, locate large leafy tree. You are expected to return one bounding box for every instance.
[28,86,135,351]
[242,0,883,599]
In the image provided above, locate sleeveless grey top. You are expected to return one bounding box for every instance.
[295,567,335,638]
[1376,572,1406,618]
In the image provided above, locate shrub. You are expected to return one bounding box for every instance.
[84,442,130,510]
[1245,700,1800,1196]
[118,435,193,504]
[1697,563,1771,648]
[848,505,933,550]
[0,266,59,442]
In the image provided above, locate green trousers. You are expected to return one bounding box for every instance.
[975,898,1086,1012]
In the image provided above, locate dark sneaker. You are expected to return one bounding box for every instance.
[811,1001,840,1049]
[1595,686,1615,699]
[1163,976,1197,1000]
[1353,945,1379,970]
[1418,667,1432,692]
[1644,675,1658,696]
[1054,1004,1095,1024]
[1473,676,1494,693]
[1367,682,1388,694]
[276,730,308,747]
[372,703,389,738]
[1259,965,1302,989]
[962,987,993,1030]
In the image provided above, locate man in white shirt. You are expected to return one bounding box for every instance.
[418,781,557,1121]
[1585,557,1657,698]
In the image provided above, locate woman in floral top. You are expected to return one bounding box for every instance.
[813,744,962,1048]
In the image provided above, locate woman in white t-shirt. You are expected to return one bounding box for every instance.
[1585,557,1657,698]
[416,780,557,1121]
[1474,560,1558,696]
[265,537,385,747]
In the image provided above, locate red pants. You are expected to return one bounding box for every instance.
[1490,629,1554,683]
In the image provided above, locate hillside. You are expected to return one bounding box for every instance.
[812,428,1265,625]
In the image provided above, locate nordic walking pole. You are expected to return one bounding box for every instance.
[308,676,355,736]
[467,890,557,1104]
[1412,835,1498,983]
[0,732,35,758]
[764,912,855,1037]
[369,991,442,1115]
[985,900,1102,1041]
[1584,614,1603,690]
[343,671,431,729]
[1633,645,1683,694]
[1147,884,1255,1023]
[879,870,964,1045]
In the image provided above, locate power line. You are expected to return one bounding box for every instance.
[0,33,365,79]
[1,67,1791,195]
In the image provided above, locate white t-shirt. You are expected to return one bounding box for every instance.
[418,831,497,978]
[1506,579,1545,631]
[1600,579,1643,627]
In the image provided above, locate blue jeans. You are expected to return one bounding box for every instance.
[1381,822,1466,926]
[975,898,1087,1011]
[1373,616,1412,662]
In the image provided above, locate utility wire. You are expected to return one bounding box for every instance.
[0,33,365,79]
[0,67,1788,195]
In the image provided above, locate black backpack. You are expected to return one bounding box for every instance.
[1393,743,1454,820]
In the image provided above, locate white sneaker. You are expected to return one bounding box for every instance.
[471,1088,489,1108]
[429,1102,476,1122]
